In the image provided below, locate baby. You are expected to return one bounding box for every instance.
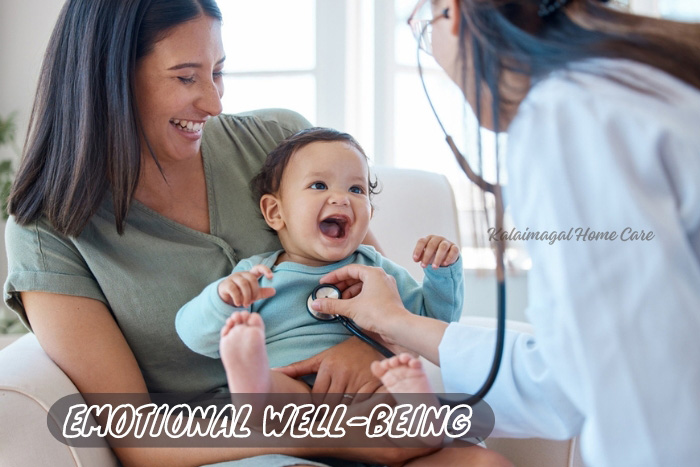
[176,127,463,398]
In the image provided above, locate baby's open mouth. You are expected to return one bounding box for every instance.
[319,216,349,239]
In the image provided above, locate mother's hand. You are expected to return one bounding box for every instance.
[311,264,411,338]
[274,336,385,403]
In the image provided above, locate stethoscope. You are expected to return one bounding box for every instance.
[412,16,506,408]
[305,17,508,410]
[307,284,394,358]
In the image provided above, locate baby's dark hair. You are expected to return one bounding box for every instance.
[251,127,380,203]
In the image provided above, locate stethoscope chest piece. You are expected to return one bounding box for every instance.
[306,284,342,321]
[306,283,395,359]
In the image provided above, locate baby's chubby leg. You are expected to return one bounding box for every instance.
[220,311,310,395]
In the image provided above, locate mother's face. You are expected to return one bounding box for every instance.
[134,15,225,165]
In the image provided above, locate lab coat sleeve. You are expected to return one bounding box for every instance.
[175,260,251,359]
[440,323,583,439]
[439,73,700,466]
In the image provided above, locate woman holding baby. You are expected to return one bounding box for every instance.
[4,0,508,466]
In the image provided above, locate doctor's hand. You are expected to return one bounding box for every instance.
[413,235,460,269]
[217,265,276,307]
[311,264,411,341]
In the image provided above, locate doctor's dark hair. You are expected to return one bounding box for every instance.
[8,0,222,236]
[250,127,380,203]
[455,0,700,132]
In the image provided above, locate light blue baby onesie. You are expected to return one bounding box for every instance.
[176,245,463,368]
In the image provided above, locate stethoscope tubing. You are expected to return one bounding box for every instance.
[338,315,395,358]
[414,23,507,408]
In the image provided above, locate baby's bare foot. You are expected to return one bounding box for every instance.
[372,354,445,448]
[371,353,434,394]
[220,311,271,394]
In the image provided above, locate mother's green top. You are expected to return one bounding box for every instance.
[3,109,310,394]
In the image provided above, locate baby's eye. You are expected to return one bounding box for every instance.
[310,182,327,190]
[349,186,365,194]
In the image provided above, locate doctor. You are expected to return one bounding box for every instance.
[310,0,700,465]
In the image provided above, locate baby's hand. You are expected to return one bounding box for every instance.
[218,264,276,307]
[413,235,460,269]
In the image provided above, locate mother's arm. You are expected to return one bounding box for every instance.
[23,291,424,466]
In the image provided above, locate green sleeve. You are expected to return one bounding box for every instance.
[3,216,108,330]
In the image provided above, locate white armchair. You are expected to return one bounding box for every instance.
[0,334,119,466]
[0,166,580,467]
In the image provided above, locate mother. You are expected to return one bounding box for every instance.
[3,1,409,466]
[312,0,700,466]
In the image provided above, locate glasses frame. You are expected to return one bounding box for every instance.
[407,0,450,55]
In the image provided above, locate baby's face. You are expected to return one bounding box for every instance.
[272,141,373,266]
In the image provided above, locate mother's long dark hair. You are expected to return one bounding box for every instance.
[459,0,700,132]
[8,0,222,236]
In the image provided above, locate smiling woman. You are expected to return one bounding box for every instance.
[2,1,426,466]
[132,14,225,233]
[134,16,225,165]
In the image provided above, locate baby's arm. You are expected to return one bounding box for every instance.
[175,263,275,358]
[415,236,464,322]
[218,264,275,307]
[413,235,460,269]
[374,236,463,323]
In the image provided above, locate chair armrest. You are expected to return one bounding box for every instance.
[0,334,119,467]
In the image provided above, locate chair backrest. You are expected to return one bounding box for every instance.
[370,166,461,280]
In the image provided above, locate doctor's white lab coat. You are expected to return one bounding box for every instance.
[439,59,700,467]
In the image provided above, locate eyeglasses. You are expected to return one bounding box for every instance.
[407,0,450,55]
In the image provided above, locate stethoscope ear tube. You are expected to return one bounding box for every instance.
[416,29,507,409]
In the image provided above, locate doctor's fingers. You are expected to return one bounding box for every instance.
[311,295,355,320]
[332,278,361,293]
[319,264,381,286]
[341,282,363,299]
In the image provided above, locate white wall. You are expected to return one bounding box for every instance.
[0,0,64,324]
[0,0,64,156]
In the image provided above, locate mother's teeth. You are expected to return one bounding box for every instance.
[171,119,204,132]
